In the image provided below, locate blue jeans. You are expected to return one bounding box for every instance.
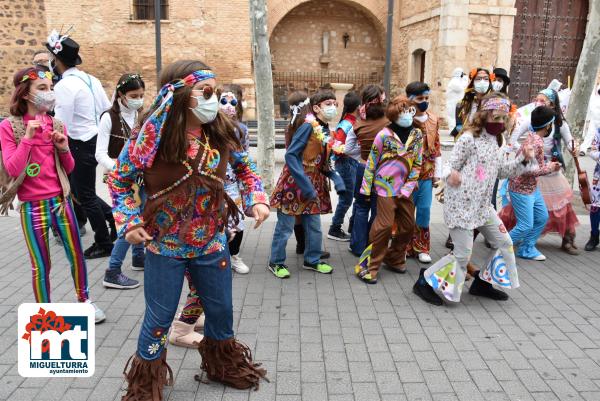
[509,189,548,259]
[591,208,600,236]
[331,157,357,230]
[412,179,433,228]
[270,211,322,265]
[107,238,144,272]
[137,249,233,361]
[349,163,377,255]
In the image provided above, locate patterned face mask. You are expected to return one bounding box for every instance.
[29,90,56,112]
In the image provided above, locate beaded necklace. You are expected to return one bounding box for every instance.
[147,160,193,200]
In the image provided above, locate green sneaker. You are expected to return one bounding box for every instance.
[268,263,290,279]
[303,262,333,274]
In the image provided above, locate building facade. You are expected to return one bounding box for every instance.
[0,0,593,124]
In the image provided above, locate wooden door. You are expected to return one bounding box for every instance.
[509,0,588,105]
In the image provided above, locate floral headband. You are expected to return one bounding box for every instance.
[480,97,510,113]
[131,69,216,169]
[117,74,143,91]
[469,68,495,81]
[21,70,54,83]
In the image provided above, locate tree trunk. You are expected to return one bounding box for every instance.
[564,0,600,186]
[249,0,275,193]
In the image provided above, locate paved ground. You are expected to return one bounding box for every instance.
[0,153,599,401]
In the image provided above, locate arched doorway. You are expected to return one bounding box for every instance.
[269,0,385,116]
[509,0,589,105]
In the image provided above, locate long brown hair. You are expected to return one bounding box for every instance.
[457,67,491,124]
[465,92,509,145]
[143,60,241,164]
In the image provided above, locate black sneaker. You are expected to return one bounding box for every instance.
[327,227,351,242]
[413,268,443,306]
[585,234,599,251]
[131,255,145,271]
[103,271,140,289]
[84,243,113,259]
[469,272,509,301]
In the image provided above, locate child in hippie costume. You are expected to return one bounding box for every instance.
[586,127,600,251]
[269,90,343,279]
[109,61,270,399]
[509,88,580,254]
[413,93,537,306]
[499,106,562,261]
[328,91,361,241]
[404,82,442,264]
[96,73,145,290]
[0,67,105,322]
[220,85,252,273]
[354,96,423,284]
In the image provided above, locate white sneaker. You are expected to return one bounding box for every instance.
[231,255,250,274]
[418,253,432,263]
[533,254,546,261]
[85,300,106,324]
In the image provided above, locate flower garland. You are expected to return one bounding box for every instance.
[21,70,53,82]
[305,114,328,146]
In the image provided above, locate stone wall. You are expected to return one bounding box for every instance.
[0,0,48,114]
[41,0,255,115]
[270,0,385,74]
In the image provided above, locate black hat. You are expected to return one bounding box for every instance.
[493,68,510,85]
[531,106,555,130]
[46,36,82,66]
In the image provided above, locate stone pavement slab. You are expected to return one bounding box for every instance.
[0,155,599,400]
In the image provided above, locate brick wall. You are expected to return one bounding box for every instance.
[270,0,385,74]
[0,0,48,114]
[41,0,254,111]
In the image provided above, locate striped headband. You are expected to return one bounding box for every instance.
[480,97,510,113]
[408,90,430,100]
[131,69,216,168]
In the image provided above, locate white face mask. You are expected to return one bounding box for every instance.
[474,80,490,94]
[396,112,413,128]
[30,90,56,112]
[321,105,338,122]
[124,97,144,111]
[492,81,504,92]
[414,114,428,123]
[190,94,219,124]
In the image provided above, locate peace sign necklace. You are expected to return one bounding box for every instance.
[188,132,223,184]
[26,150,54,178]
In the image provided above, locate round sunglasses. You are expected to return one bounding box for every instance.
[220,97,238,107]
[192,86,215,100]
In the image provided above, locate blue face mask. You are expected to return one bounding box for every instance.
[396,113,413,128]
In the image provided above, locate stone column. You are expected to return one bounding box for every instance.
[330,83,354,123]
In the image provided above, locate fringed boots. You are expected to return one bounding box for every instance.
[197,337,268,390]
[121,350,173,401]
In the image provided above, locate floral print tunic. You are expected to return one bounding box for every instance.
[508,132,554,195]
[443,130,534,230]
[109,131,268,259]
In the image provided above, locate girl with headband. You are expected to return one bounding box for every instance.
[268,90,341,279]
[0,67,105,322]
[586,127,600,251]
[509,88,580,255]
[413,92,537,306]
[348,84,389,256]
[109,60,269,397]
[499,106,561,261]
[96,73,145,290]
